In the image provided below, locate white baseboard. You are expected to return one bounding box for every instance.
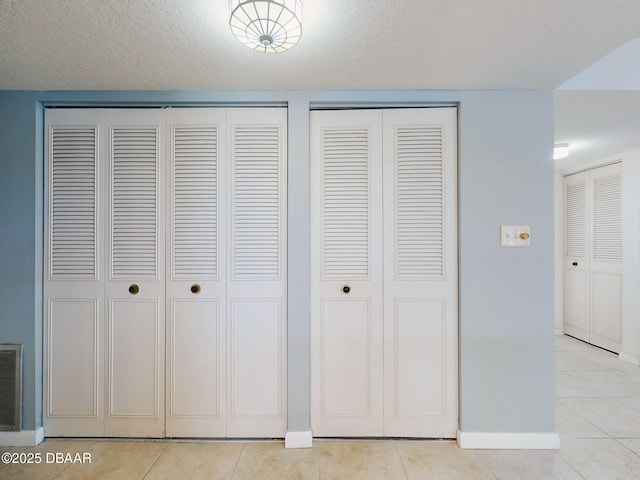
[457,430,560,449]
[285,430,313,449]
[619,352,640,367]
[0,428,45,447]
[555,328,565,336]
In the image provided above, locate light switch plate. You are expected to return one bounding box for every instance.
[500,225,531,247]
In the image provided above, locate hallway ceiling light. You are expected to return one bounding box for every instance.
[229,0,302,53]
[554,143,570,160]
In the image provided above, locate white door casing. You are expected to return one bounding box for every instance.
[310,108,458,438]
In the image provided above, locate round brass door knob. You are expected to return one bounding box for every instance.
[128,284,140,295]
[342,285,351,294]
[190,284,201,294]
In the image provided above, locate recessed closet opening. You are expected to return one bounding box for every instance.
[44,107,287,438]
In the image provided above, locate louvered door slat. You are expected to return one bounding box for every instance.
[50,127,98,278]
[232,125,281,279]
[172,126,218,278]
[111,127,158,278]
[395,126,444,278]
[565,182,586,258]
[322,128,370,279]
[593,174,621,262]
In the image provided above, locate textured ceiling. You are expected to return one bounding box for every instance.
[1,0,640,90]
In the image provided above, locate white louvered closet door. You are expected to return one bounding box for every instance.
[165,108,227,437]
[589,163,622,352]
[382,108,457,437]
[226,108,287,437]
[310,110,385,436]
[311,108,457,438]
[44,109,105,436]
[104,110,165,437]
[563,163,622,352]
[563,171,590,342]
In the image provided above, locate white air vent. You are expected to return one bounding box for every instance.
[0,345,22,431]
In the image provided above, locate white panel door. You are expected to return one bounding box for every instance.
[311,108,457,438]
[563,164,622,352]
[165,108,227,437]
[226,108,287,437]
[45,107,287,439]
[382,108,458,437]
[44,109,105,436]
[590,163,622,352]
[563,171,590,342]
[104,110,165,437]
[310,109,385,436]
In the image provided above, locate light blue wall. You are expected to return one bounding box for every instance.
[0,92,41,431]
[0,89,555,436]
[459,90,555,432]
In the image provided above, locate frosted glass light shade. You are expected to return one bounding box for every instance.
[229,0,303,53]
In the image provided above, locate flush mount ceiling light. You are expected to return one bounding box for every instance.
[229,0,302,53]
[553,143,570,160]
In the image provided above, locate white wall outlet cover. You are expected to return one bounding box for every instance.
[500,225,531,247]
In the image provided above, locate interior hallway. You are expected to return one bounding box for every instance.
[1,335,639,479]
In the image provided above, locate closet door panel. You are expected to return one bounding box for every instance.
[104,109,165,437]
[320,298,373,417]
[45,107,289,439]
[47,299,100,435]
[226,108,287,437]
[169,300,222,416]
[108,299,160,416]
[44,110,105,436]
[229,298,282,417]
[590,163,622,352]
[310,109,384,437]
[382,108,458,437]
[591,272,622,349]
[563,164,622,352]
[563,171,590,341]
[165,108,226,437]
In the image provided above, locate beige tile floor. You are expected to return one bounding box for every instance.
[1,335,639,479]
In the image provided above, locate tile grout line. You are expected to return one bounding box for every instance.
[51,439,98,480]
[556,396,613,440]
[229,442,246,479]
[612,438,640,458]
[140,442,170,480]
[394,443,410,480]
